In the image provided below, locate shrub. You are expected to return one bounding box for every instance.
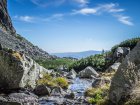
[111,37,140,53]
[36,58,75,70]
[37,73,69,89]
[12,52,23,60]
[53,77,69,89]
[69,54,106,72]
[37,73,56,87]
[85,84,110,105]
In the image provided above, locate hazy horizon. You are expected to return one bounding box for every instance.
[8,0,140,53]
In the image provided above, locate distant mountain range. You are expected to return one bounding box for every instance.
[51,50,102,59]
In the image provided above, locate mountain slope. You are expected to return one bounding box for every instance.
[0,0,53,60]
[51,50,101,59]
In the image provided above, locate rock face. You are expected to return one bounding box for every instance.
[0,0,16,34]
[79,66,99,78]
[109,42,140,104]
[0,49,50,89]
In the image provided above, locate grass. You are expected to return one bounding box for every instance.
[37,73,69,89]
[85,83,110,105]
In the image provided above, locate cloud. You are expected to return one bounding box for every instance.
[13,13,64,23]
[73,0,89,7]
[43,13,64,21]
[31,0,66,7]
[73,3,124,15]
[73,3,133,26]
[115,15,134,26]
[13,15,35,23]
[73,8,98,15]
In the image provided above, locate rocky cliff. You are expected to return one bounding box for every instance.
[109,41,140,104]
[0,0,16,34]
[0,0,53,60]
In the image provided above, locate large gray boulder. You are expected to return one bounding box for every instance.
[106,62,121,72]
[0,50,50,89]
[109,42,140,104]
[78,66,99,78]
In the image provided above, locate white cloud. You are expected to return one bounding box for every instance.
[115,15,134,26]
[13,15,34,23]
[73,3,133,26]
[31,0,65,7]
[44,13,64,21]
[73,8,98,15]
[73,3,124,15]
[74,0,89,7]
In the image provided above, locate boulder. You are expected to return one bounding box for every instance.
[0,92,38,105]
[67,69,77,79]
[0,50,50,89]
[78,66,99,78]
[92,77,111,88]
[34,85,51,96]
[106,62,121,72]
[113,47,130,62]
[51,87,66,96]
[109,42,140,104]
[64,92,75,99]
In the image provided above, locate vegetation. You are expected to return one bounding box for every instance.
[85,84,110,105]
[124,100,140,105]
[12,52,23,60]
[37,73,69,89]
[36,58,75,70]
[69,54,106,72]
[111,37,140,53]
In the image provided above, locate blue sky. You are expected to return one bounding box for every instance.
[8,0,140,53]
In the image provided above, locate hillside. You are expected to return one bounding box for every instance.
[0,0,53,60]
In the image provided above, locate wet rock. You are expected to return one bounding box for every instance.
[64,92,75,99]
[51,87,66,96]
[79,66,99,78]
[34,85,51,96]
[67,69,77,79]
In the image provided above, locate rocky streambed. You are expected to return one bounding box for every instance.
[39,78,94,105]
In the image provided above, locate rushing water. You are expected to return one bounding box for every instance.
[39,77,93,105]
[68,77,93,97]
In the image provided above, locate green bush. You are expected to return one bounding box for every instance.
[69,54,106,72]
[36,58,75,70]
[111,37,140,53]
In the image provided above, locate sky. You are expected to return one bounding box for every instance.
[8,0,140,53]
